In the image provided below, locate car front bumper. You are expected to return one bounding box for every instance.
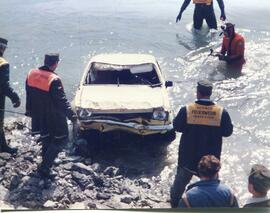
[79,119,173,135]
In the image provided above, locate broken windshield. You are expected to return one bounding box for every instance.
[85,62,161,86]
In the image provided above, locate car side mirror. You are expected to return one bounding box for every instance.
[165,81,173,88]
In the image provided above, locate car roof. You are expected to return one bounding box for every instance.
[90,54,157,65]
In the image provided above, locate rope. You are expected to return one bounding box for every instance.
[0,108,25,115]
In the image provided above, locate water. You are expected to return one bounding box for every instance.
[1,0,270,206]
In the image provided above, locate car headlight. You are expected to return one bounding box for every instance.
[76,107,92,120]
[153,109,167,121]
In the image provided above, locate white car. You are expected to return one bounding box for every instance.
[73,53,174,138]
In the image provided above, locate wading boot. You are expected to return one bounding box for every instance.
[37,165,57,180]
[0,133,17,154]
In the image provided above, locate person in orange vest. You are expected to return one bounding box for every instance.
[170,80,233,207]
[217,23,246,70]
[0,37,21,154]
[26,53,77,179]
[176,0,226,30]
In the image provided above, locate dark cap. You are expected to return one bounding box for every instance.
[249,164,270,194]
[44,53,60,67]
[197,79,213,96]
[0,37,8,47]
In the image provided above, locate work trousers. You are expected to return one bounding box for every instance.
[170,166,193,208]
[39,135,67,175]
[0,94,7,151]
[193,5,217,30]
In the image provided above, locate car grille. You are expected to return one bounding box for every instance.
[90,112,153,121]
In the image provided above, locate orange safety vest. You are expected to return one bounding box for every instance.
[222,33,246,66]
[27,69,60,92]
[193,0,212,5]
[186,103,223,127]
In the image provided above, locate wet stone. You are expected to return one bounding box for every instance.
[93,175,104,187]
[86,202,97,209]
[120,196,133,204]
[71,171,93,190]
[0,153,12,160]
[9,175,21,191]
[24,155,34,162]
[96,193,111,200]
[43,200,58,208]
[0,159,6,167]
[62,162,73,170]
[72,162,95,175]
[104,166,119,177]
[0,185,9,201]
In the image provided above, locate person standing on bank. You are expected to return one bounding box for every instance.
[26,53,77,178]
[179,155,238,208]
[176,0,226,30]
[170,80,233,207]
[244,164,270,207]
[0,37,21,154]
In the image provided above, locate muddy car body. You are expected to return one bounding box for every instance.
[73,54,174,137]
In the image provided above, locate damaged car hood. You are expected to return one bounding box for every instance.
[77,85,169,112]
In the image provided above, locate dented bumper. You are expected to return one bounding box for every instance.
[79,119,173,135]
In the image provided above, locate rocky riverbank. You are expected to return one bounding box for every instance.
[0,118,172,209]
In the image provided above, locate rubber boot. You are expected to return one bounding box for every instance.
[0,132,17,154]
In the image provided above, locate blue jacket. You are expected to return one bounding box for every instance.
[179,179,238,208]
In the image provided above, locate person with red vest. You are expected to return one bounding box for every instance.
[26,53,77,179]
[176,0,226,30]
[218,23,246,69]
[0,37,21,154]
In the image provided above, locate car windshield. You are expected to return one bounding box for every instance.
[85,62,161,86]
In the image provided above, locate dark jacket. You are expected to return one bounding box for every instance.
[244,199,270,208]
[26,66,75,138]
[173,100,233,172]
[0,56,20,124]
[179,179,238,208]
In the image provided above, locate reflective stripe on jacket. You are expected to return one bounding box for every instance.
[193,0,212,5]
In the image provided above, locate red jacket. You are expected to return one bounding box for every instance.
[221,33,246,66]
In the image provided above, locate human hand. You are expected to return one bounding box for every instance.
[25,111,31,117]
[220,12,226,21]
[176,13,182,23]
[13,100,21,108]
[218,54,228,61]
[70,114,78,123]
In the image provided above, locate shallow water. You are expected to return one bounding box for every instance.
[1,0,270,206]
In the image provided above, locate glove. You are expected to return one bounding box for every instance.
[220,12,226,21]
[13,100,21,108]
[70,114,78,123]
[218,54,229,62]
[176,13,182,23]
[25,111,31,117]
